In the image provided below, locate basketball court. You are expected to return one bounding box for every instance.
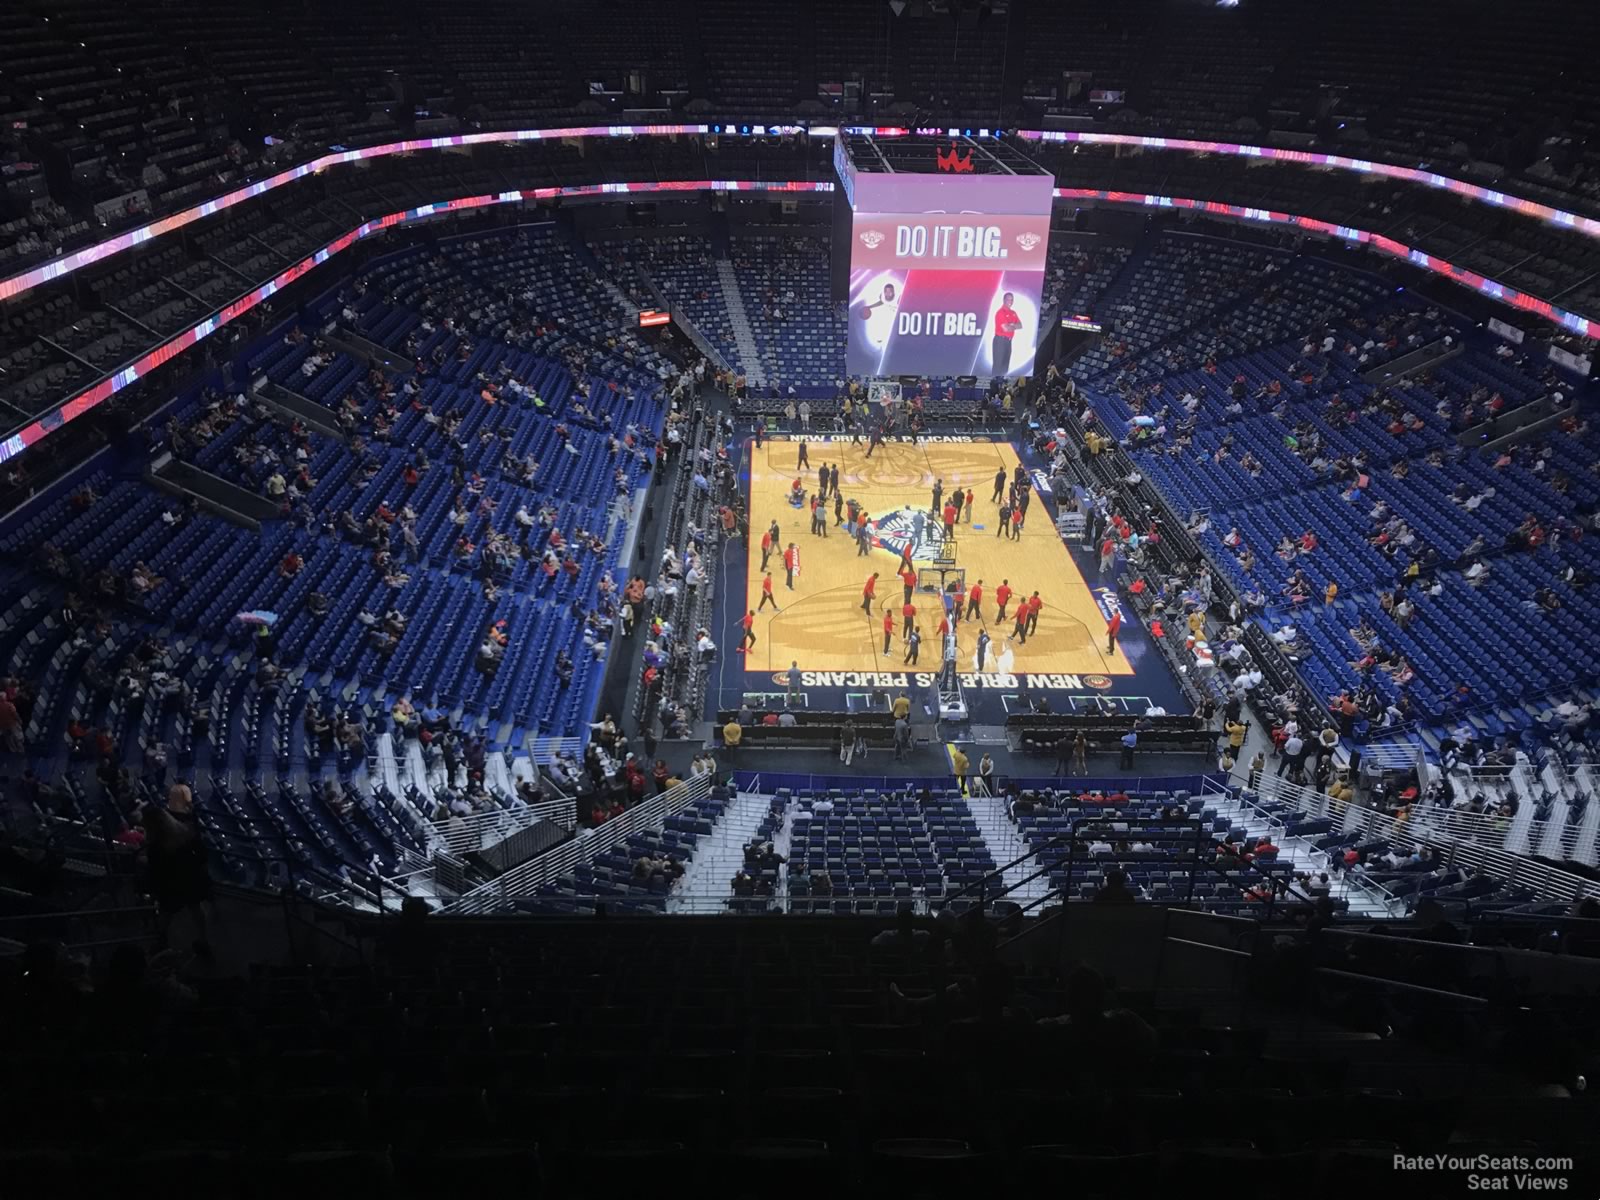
[738,434,1131,680]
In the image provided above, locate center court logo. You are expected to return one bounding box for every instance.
[872,506,945,563]
[1083,674,1114,690]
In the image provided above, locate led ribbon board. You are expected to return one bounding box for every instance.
[13,122,1600,304]
[0,180,831,465]
[1020,130,1600,240]
[1054,187,1595,339]
[8,172,1598,466]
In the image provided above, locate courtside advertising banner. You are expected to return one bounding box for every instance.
[846,173,1055,379]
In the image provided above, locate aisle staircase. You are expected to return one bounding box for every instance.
[965,792,1052,905]
[1574,764,1600,866]
[771,798,797,906]
[1206,787,1394,916]
[715,258,767,388]
[600,276,639,320]
[669,787,770,911]
[1505,766,1541,854]
[1535,789,1572,860]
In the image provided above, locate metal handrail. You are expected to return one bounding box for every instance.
[0,904,157,925]
[1202,775,1398,908]
[430,795,578,856]
[193,803,405,912]
[1319,924,1600,961]
[943,801,1321,918]
[444,771,715,914]
[1313,967,1492,1006]
[1233,770,1600,905]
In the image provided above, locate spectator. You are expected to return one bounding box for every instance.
[0,688,22,753]
[871,907,931,948]
[975,752,996,796]
[1094,868,1136,904]
[142,784,213,957]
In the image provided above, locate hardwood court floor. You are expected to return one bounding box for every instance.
[740,436,1133,679]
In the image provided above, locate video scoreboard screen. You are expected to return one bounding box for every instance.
[844,172,1054,379]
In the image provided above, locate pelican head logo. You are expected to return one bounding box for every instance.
[1017,232,1041,251]
[860,229,885,249]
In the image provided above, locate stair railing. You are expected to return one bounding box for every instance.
[938,810,1316,923]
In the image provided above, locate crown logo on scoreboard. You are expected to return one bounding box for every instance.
[859,230,885,249]
[936,142,975,173]
[1016,233,1042,251]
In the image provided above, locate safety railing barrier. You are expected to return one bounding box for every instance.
[1251,751,1536,857]
[500,886,1285,918]
[528,736,585,766]
[0,904,160,951]
[443,771,715,914]
[1239,771,1599,906]
[430,795,579,857]
[1202,776,1402,911]
[1357,741,1427,772]
[729,769,1228,796]
[1319,923,1600,976]
[1242,769,1506,853]
[934,781,1327,920]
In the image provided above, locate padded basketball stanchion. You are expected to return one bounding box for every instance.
[915,565,964,595]
[938,632,967,720]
